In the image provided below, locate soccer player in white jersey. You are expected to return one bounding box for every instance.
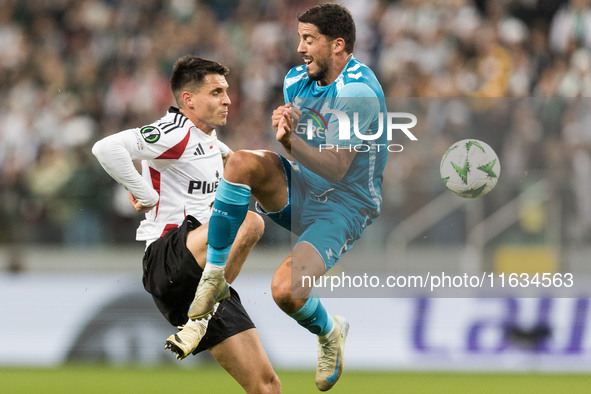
[190,4,387,391]
[92,56,280,393]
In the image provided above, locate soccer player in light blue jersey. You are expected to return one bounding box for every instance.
[189,4,387,391]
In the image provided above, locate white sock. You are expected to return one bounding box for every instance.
[203,263,225,273]
[186,318,208,327]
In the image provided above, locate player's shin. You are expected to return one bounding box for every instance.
[207,178,251,268]
[189,178,251,320]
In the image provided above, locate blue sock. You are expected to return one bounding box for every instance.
[290,297,334,336]
[206,178,251,267]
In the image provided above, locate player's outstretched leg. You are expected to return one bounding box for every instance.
[272,243,349,391]
[189,178,250,319]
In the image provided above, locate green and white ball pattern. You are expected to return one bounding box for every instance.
[440,139,500,198]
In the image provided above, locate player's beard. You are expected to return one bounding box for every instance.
[307,58,330,82]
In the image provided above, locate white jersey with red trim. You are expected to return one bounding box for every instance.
[92,107,229,244]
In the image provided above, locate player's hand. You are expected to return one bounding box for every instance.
[128,192,155,213]
[272,103,292,132]
[276,108,292,153]
[290,105,302,125]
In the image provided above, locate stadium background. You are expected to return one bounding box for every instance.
[2,0,591,392]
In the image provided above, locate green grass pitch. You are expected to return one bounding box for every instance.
[1,365,589,393]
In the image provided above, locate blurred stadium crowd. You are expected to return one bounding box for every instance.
[1,0,591,250]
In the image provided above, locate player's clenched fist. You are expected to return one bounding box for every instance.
[272,103,292,132]
[275,109,292,152]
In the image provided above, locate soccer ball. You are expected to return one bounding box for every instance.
[440,139,500,198]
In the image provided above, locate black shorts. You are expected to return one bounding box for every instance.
[142,215,255,354]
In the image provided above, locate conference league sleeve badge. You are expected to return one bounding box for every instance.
[140,125,161,143]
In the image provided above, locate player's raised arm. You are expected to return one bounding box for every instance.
[275,103,356,182]
[280,115,356,183]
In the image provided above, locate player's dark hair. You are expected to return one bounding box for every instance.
[170,56,229,105]
[298,3,356,54]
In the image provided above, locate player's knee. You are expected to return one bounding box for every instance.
[259,371,281,394]
[225,150,279,185]
[266,372,281,394]
[224,150,260,180]
[271,275,291,309]
[242,211,265,244]
[272,275,306,313]
[243,367,280,394]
